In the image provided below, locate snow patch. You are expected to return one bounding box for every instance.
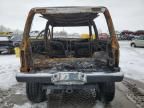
[13,102,47,108]
[93,101,105,108]
[0,55,20,90]
[119,41,144,83]
[13,103,31,108]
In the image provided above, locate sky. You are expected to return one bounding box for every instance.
[0,0,144,33]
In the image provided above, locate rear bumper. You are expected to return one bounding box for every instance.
[16,72,124,84]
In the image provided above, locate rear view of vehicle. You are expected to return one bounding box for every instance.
[16,6,123,103]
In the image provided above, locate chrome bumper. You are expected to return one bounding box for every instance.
[16,72,124,84]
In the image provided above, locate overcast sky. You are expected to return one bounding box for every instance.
[0,0,144,33]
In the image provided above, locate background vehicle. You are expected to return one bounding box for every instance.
[0,35,14,54]
[134,30,144,36]
[131,35,144,47]
[16,6,123,103]
[10,34,22,47]
[119,30,134,40]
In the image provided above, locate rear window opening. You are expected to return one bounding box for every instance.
[29,12,112,72]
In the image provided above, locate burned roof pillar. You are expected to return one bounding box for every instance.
[44,21,51,53]
[92,21,98,40]
[20,9,35,72]
[103,7,119,67]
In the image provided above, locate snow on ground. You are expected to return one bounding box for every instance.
[119,41,144,82]
[13,102,47,108]
[0,55,20,90]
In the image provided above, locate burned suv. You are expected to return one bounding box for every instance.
[16,6,123,103]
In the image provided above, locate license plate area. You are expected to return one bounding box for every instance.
[51,72,87,85]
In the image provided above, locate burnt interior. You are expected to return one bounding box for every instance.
[30,11,113,72]
[31,39,107,58]
[33,56,113,73]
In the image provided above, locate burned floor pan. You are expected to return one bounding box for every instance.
[33,57,112,73]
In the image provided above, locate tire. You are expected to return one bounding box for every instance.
[26,83,47,103]
[131,43,136,47]
[98,82,115,103]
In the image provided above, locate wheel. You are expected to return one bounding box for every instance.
[131,43,136,47]
[26,83,47,103]
[98,82,115,103]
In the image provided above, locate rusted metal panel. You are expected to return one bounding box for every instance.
[34,6,106,14]
[103,7,119,67]
[20,9,35,72]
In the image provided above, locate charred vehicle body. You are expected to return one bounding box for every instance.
[16,6,124,103]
